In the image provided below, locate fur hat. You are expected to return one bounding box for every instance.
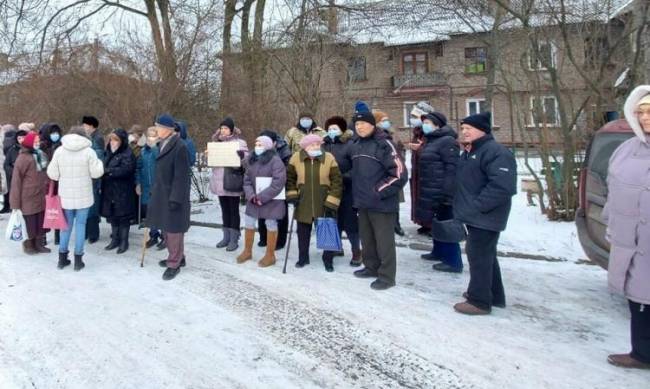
[18,122,35,132]
[324,116,348,132]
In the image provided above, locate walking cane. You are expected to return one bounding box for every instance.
[140,227,148,267]
[282,205,296,274]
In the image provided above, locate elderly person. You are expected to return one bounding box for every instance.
[605,85,650,369]
[137,127,162,248]
[47,126,104,270]
[82,115,104,244]
[0,125,10,213]
[4,126,28,210]
[284,111,326,154]
[287,133,342,271]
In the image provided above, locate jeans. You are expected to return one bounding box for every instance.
[59,208,90,256]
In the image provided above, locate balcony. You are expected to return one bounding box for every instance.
[392,72,447,90]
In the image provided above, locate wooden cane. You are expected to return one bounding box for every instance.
[140,227,148,267]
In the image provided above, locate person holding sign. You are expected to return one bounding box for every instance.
[237,135,286,267]
[286,134,342,272]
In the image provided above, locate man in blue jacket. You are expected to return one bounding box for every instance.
[453,112,517,315]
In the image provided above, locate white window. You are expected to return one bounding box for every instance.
[466,98,494,124]
[529,96,560,127]
[403,101,417,127]
[529,41,557,70]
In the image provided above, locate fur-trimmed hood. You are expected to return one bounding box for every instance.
[624,85,650,143]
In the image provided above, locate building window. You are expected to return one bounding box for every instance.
[402,52,428,75]
[529,41,557,70]
[433,42,443,57]
[347,56,366,82]
[465,47,487,74]
[584,37,608,68]
[530,96,560,127]
[403,102,417,127]
[466,98,494,125]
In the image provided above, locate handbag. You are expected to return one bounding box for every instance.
[431,217,467,243]
[5,209,27,242]
[316,217,343,252]
[223,167,244,192]
[43,181,68,230]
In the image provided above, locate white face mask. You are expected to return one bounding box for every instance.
[128,134,137,143]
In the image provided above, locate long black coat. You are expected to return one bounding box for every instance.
[3,130,20,193]
[100,129,137,221]
[415,126,460,224]
[147,134,191,234]
[453,134,517,232]
[323,130,358,233]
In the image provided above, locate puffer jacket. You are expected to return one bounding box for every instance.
[209,127,249,197]
[0,129,6,195]
[100,129,137,219]
[47,133,104,210]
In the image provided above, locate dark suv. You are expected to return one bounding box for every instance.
[576,119,634,269]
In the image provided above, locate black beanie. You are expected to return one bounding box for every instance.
[352,111,376,126]
[220,117,235,132]
[421,112,447,128]
[461,111,492,133]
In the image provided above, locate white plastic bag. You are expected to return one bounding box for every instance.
[5,209,27,242]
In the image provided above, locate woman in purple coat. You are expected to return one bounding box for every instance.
[237,135,287,267]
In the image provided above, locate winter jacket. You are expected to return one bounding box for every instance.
[286,150,342,224]
[209,128,249,197]
[47,134,104,210]
[322,130,357,231]
[177,121,197,167]
[415,126,460,224]
[285,121,326,154]
[0,129,6,195]
[604,85,650,305]
[3,130,20,193]
[87,128,105,218]
[410,126,427,225]
[9,148,48,216]
[338,129,408,213]
[38,123,62,162]
[275,138,293,165]
[243,150,287,220]
[100,129,137,220]
[136,144,159,205]
[453,133,517,232]
[147,134,191,234]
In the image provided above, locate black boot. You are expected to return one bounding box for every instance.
[104,223,120,250]
[323,253,334,272]
[116,224,130,254]
[74,254,85,271]
[156,237,167,250]
[145,236,159,248]
[57,251,71,269]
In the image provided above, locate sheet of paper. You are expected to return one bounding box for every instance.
[255,176,286,200]
[207,142,240,167]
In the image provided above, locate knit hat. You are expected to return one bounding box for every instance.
[324,116,348,132]
[259,129,279,142]
[22,131,37,149]
[354,100,371,113]
[638,94,650,107]
[256,135,274,151]
[421,112,448,127]
[155,113,176,130]
[352,111,376,126]
[18,122,35,132]
[461,111,492,133]
[220,117,235,131]
[373,110,389,124]
[82,116,99,128]
[299,134,323,150]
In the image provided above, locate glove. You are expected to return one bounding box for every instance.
[135,184,142,196]
[324,207,337,218]
[169,201,180,211]
[236,150,246,159]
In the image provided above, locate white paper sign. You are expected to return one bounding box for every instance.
[207,142,240,167]
[255,177,285,200]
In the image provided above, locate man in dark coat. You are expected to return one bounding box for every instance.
[2,127,25,213]
[453,112,517,315]
[338,109,408,290]
[82,115,104,244]
[148,113,191,281]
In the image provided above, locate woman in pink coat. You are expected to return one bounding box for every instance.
[605,85,650,369]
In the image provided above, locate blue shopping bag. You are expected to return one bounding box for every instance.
[316,217,342,252]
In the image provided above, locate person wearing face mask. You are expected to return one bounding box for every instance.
[237,135,287,267]
[10,131,51,254]
[415,112,462,273]
[4,125,30,206]
[284,111,326,154]
[1,124,19,214]
[38,123,64,245]
[209,117,249,252]
[81,115,104,244]
[136,127,163,249]
[286,134,342,271]
[100,128,137,255]
[409,101,435,236]
[128,125,144,159]
[322,116,362,266]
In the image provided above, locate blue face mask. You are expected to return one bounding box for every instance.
[300,118,313,129]
[327,129,341,139]
[422,123,437,134]
[307,149,322,158]
[410,118,422,128]
[378,121,391,130]
[50,133,60,143]
[254,147,265,156]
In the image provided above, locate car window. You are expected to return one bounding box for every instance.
[587,133,633,180]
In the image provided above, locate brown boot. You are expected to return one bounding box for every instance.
[350,248,362,267]
[236,229,255,264]
[22,239,37,255]
[453,301,490,315]
[33,235,52,253]
[607,353,650,369]
[258,231,277,267]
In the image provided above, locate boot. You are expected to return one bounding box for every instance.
[349,249,362,267]
[607,354,650,369]
[116,224,130,254]
[145,236,159,248]
[22,239,37,255]
[453,301,490,315]
[237,229,255,264]
[156,237,167,250]
[34,235,52,253]
[54,230,60,245]
[74,254,85,271]
[216,228,230,248]
[57,251,71,269]
[104,223,120,250]
[258,231,277,267]
[323,253,334,272]
[226,228,240,252]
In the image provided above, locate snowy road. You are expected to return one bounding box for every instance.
[0,214,648,388]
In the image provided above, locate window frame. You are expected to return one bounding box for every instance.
[465,98,494,125]
[403,101,418,127]
[528,40,557,71]
[529,95,560,127]
[347,56,367,82]
[401,51,429,76]
[464,47,488,74]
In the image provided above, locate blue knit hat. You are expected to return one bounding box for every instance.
[155,113,176,130]
[461,111,492,133]
[354,100,371,113]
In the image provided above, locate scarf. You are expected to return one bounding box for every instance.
[31,149,48,171]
